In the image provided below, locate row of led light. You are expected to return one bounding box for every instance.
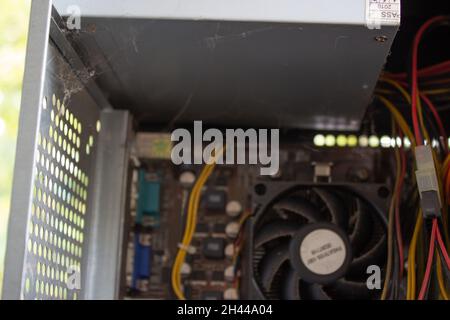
[313,134,449,148]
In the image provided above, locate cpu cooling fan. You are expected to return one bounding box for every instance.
[247,184,388,300]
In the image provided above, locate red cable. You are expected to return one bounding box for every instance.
[420,93,447,140]
[445,160,450,205]
[411,16,449,145]
[422,77,450,86]
[418,218,438,300]
[416,61,450,78]
[420,93,448,152]
[446,169,450,205]
[420,66,450,78]
[389,80,448,151]
[389,60,450,79]
[436,225,450,270]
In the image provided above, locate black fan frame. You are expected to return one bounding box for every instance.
[241,181,390,300]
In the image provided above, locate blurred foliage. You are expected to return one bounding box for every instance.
[0,0,31,292]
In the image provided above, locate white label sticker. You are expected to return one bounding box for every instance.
[366,0,401,30]
[300,229,347,275]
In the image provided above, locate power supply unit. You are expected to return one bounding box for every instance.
[52,0,399,130]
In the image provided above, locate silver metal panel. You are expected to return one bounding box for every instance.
[54,0,373,25]
[20,43,101,300]
[84,110,132,300]
[3,3,103,299]
[2,0,53,300]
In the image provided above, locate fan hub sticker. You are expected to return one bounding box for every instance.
[300,229,347,275]
[366,0,401,30]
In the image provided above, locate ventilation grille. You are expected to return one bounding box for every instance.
[21,85,101,300]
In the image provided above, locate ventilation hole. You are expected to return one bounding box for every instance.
[24,92,96,299]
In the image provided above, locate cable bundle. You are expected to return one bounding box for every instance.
[376,16,450,300]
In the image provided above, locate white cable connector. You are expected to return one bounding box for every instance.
[177,243,196,255]
[415,145,441,218]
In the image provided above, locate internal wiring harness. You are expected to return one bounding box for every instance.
[377,15,450,300]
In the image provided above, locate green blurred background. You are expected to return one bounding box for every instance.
[0,0,32,292]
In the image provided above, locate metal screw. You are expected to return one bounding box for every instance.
[375,35,388,43]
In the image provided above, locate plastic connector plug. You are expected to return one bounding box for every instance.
[414,145,441,218]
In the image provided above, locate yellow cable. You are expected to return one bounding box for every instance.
[413,88,445,242]
[379,78,430,144]
[444,154,450,174]
[172,166,211,298]
[422,88,450,95]
[376,96,418,300]
[173,164,214,299]
[416,94,431,144]
[381,119,403,300]
[375,89,396,95]
[376,95,416,149]
[375,94,442,300]
[436,253,450,300]
[407,209,423,300]
[171,148,224,299]
[239,211,251,225]
[379,78,411,103]
[231,212,252,264]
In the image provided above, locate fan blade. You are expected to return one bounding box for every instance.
[273,196,325,222]
[349,199,374,256]
[313,188,348,228]
[349,235,386,275]
[282,267,301,300]
[326,279,372,300]
[303,283,331,300]
[254,221,299,248]
[259,243,290,291]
